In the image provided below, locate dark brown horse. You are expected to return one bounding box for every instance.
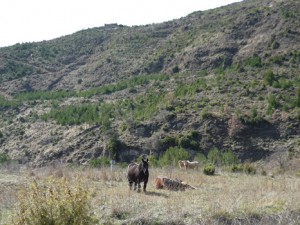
[127,158,149,192]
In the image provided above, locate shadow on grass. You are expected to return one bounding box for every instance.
[144,191,169,198]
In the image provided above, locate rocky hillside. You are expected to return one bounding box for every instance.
[0,0,299,167]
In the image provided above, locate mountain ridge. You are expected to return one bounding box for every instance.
[0,0,299,167]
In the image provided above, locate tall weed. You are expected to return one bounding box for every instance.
[12,177,97,225]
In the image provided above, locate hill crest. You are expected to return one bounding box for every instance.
[0,0,299,166]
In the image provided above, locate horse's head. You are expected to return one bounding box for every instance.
[140,158,149,174]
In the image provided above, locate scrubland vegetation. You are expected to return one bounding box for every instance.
[1,159,300,225]
[0,0,300,223]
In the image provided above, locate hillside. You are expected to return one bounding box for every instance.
[0,0,299,167]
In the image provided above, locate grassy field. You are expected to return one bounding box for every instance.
[1,163,300,225]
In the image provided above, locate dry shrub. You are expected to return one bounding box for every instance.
[100,169,109,181]
[31,163,72,180]
[12,177,97,225]
[0,184,18,212]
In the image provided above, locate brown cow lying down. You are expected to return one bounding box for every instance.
[178,160,199,169]
[154,175,197,191]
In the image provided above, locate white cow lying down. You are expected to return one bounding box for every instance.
[178,160,199,169]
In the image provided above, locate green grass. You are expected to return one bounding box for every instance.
[14,73,169,101]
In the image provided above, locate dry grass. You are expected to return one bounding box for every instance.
[1,164,300,225]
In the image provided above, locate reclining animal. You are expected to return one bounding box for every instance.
[178,160,199,169]
[154,175,197,191]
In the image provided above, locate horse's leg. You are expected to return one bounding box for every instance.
[137,181,141,192]
[143,180,148,192]
[134,182,137,191]
[129,181,133,190]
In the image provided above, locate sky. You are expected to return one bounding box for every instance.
[0,0,242,47]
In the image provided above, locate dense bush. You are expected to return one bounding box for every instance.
[230,163,244,173]
[41,103,114,131]
[178,136,198,150]
[0,61,37,80]
[159,147,190,167]
[231,163,256,174]
[207,147,222,165]
[0,153,10,164]
[89,156,110,167]
[222,150,240,166]
[147,154,160,167]
[161,133,200,151]
[161,135,178,149]
[107,137,127,161]
[194,153,207,164]
[13,177,97,225]
[203,163,215,175]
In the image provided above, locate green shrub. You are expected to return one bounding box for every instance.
[132,91,165,121]
[0,95,20,108]
[89,156,110,167]
[187,130,200,139]
[165,113,176,121]
[165,105,175,111]
[201,106,212,119]
[278,78,292,89]
[230,163,244,173]
[41,103,114,128]
[159,147,189,167]
[222,150,239,166]
[147,155,160,167]
[174,78,207,98]
[178,136,193,149]
[172,65,180,74]
[272,81,281,88]
[194,153,207,164]
[119,123,127,132]
[207,148,222,165]
[161,135,178,149]
[269,54,286,65]
[271,41,280,49]
[263,70,276,86]
[267,94,280,114]
[230,163,257,174]
[240,108,265,125]
[13,177,98,225]
[107,137,126,161]
[244,56,263,67]
[0,153,10,164]
[203,163,215,175]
